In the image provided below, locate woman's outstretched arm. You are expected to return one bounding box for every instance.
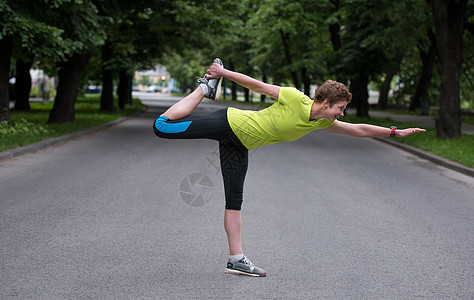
[325,120,426,138]
[206,60,280,99]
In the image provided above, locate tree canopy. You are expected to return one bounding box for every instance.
[1,0,472,138]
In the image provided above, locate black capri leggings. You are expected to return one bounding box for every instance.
[153,109,248,210]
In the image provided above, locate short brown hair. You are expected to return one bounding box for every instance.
[314,80,352,106]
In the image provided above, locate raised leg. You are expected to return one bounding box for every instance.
[161,87,204,120]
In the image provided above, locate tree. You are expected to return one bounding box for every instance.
[48,0,104,123]
[337,1,385,117]
[374,1,429,109]
[163,52,208,93]
[431,0,468,139]
[100,39,114,112]
[14,58,34,111]
[334,0,429,116]
[460,7,474,111]
[49,51,92,123]
[0,0,65,122]
[117,71,132,108]
[94,0,216,109]
[160,0,251,99]
[0,36,13,123]
[247,0,329,92]
[326,0,346,85]
[410,30,437,114]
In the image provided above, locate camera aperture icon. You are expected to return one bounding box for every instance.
[179,173,214,207]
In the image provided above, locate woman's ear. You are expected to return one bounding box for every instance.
[323,98,330,108]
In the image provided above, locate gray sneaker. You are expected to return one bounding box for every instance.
[197,58,223,101]
[225,256,267,277]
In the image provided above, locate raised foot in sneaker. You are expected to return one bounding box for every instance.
[225,256,267,277]
[197,58,223,101]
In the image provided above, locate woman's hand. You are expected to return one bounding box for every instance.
[396,128,426,137]
[205,60,225,79]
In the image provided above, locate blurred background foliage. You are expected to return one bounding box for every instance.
[1,0,472,138]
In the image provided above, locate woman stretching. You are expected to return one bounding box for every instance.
[153,58,425,277]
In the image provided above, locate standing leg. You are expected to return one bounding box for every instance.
[219,139,248,256]
[220,138,267,277]
[224,209,242,255]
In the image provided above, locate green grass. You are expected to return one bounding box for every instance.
[372,107,474,125]
[340,114,474,168]
[0,96,143,152]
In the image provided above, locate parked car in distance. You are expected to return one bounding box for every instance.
[146,85,161,93]
[84,85,102,94]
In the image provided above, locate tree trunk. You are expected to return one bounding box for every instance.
[118,70,132,109]
[410,32,437,115]
[279,29,299,89]
[302,66,310,96]
[100,40,115,112]
[48,51,91,123]
[378,56,402,109]
[328,0,347,85]
[222,78,226,100]
[378,70,396,109]
[229,60,237,101]
[350,75,369,118]
[181,79,188,94]
[329,0,341,50]
[0,36,14,123]
[244,88,250,102]
[14,59,34,111]
[260,72,267,103]
[329,23,341,51]
[431,0,466,139]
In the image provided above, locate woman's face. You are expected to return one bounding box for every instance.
[325,100,347,122]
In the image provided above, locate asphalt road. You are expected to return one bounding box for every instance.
[1,100,473,299]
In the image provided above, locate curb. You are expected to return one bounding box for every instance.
[0,110,144,163]
[375,137,474,178]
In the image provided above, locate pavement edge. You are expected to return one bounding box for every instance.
[375,137,474,178]
[0,110,144,163]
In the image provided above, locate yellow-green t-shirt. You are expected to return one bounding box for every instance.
[227,87,335,150]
